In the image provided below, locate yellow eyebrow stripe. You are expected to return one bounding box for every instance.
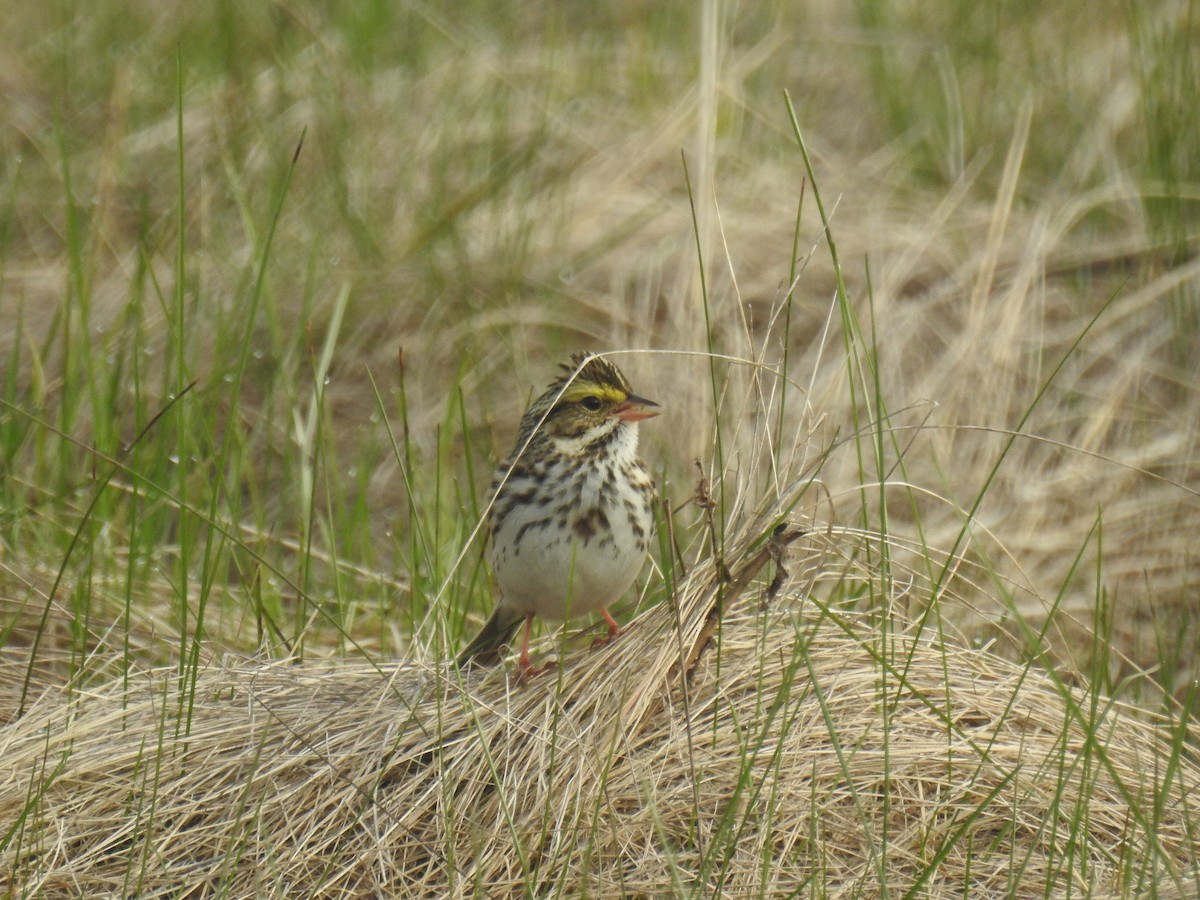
[559,383,626,404]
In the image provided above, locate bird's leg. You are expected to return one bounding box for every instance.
[602,608,622,638]
[513,614,564,681]
[516,614,541,680]
[592,608,623,647]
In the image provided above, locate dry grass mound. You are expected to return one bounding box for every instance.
[3,525,1198,898]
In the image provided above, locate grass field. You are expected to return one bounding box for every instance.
[2,1,1198,896]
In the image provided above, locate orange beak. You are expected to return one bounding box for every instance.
[614,393,660,423]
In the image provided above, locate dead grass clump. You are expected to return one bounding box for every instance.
[3,535,1198,898]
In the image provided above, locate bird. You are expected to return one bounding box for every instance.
[457,352,659,678]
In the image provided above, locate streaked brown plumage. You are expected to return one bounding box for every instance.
[457,353,658,677]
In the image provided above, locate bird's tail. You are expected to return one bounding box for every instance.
[456,607,524,667]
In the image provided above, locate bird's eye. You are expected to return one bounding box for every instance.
[580,396,603,412]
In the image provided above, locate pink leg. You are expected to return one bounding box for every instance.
[516,614,536,678]
[592,608,623,647]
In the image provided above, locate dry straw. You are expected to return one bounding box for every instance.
[3,516,1198,898]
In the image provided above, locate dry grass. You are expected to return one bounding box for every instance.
[1,2,1196,683]
[2,2,1199,896]
[4,513,1198,897]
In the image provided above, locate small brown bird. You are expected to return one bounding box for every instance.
[457,353,659,677]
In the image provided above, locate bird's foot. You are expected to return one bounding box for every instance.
[591,614,624,648]
[515,655,557,683]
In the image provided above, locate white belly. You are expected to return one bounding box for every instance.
[488,452,653,622]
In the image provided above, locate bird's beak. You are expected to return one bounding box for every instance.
[615,393,660,423]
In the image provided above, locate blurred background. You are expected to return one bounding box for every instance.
[1,2,1196,708]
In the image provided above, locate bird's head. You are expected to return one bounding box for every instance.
[517,353,659,453]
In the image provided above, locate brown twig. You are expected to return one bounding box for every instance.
[676,525,807,681]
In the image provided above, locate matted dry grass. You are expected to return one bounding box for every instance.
[3,522,1198,898]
